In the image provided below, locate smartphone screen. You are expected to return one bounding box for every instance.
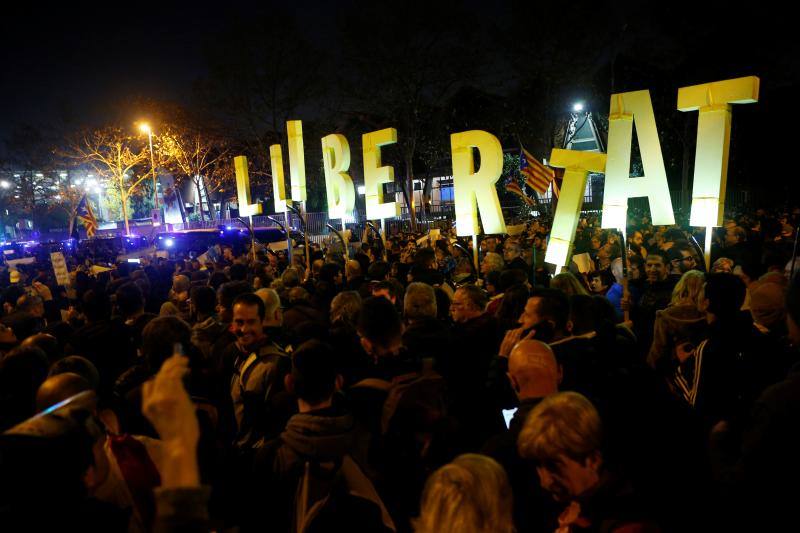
[127,258,140,264]
[502,408,518,429]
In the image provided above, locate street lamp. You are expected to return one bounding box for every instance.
[139,122,160,213]
[572,102,585,113]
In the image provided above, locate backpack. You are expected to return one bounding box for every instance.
[353,368,449,437]
[294,456,395,533]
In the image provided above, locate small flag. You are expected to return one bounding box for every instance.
[520,147,554,194]
[505,181,535,206]
[76,194,98,238]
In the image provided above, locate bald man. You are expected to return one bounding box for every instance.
[36,372,91,411]
[508,340,562,406]
[345,260,366,292]
[255,288,283,328]
[483,339,562,532]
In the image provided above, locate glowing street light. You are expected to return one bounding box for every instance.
[0,181,9,189]
[572,102,585,113]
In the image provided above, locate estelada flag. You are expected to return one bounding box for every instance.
[76,194,98,238]
[506,181,535,206]
[520,147,554,194]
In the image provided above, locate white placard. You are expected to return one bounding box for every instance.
[50,252,70,286]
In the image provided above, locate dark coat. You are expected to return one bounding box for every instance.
[244,402,393,533]
[715,362,800,530]
[483,398,559,533]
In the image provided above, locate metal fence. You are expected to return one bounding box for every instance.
[168,190,749,242]
[40,186,761,243]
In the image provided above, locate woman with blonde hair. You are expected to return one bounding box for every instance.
[647,269,707,370]
[415,454,514,533]
[669,269,705,307]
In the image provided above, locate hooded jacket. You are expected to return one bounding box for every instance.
[246,403,394,533]
[190,316,227,361]
[647,304,707,372]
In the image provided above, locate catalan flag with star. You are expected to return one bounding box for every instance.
[505,181,535,206]
[520,147,554,195]
[76,194,98,238]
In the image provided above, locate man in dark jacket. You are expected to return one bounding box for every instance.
[713,275,800,530]
[245,340,393,533]
[69,290,134,399]
[483,340,562,532]
[227,293,292,449]
[448,284,502,436]
[350,296,443,529]
[503,239,530,274]
[626,252,676,357]
[674,274,762,428]
[401,282,451,366]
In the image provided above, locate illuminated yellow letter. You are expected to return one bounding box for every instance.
[234,155,262,217]
[678,76,759,227]
[269,145,288,212]
[287,120,307,202]
[321,134,356,219]
[602,90,674,229]
[451,130,506,236]
[362,128,400,220]
[545,149,607,269]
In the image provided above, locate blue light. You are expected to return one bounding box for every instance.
[165,238,174,248]
[226,226,233,230]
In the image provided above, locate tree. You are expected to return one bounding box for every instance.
[337,1,492,227]
[159,127,231,221]
[2,125,57,228]
[65,127,150,235]
[196,10,325,160]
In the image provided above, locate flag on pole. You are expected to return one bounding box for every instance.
[76,194,98,238]
[520,147,554,194]
[505,181,535,206]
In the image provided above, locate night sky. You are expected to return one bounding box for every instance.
[1,3,243,132]
[1,0,797,198]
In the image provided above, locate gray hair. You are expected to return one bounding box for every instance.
[255,288,281,321]
[404,282,437,320]
[331,291,362,326]
[483,252,504,272]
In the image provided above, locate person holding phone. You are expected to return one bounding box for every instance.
[484,340,562,532]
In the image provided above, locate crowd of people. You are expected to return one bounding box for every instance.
[0,205,799,532]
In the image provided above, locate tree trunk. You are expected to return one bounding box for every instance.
[195,179,205,222]
[121,188,130,236]
[176,187,188,225]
